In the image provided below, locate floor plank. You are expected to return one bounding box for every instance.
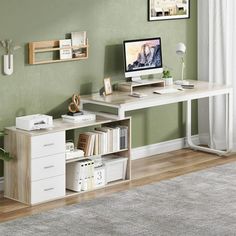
[1,149,236,223]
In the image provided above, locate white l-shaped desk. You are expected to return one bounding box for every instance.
[80,80,233,156]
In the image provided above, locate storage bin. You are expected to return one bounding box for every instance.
[102,155,128,184]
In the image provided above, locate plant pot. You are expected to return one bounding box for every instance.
[3,54,13,75]
[164,77,173,86]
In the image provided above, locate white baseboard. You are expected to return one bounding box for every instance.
[0,177,4,192]
[131,135,200,160]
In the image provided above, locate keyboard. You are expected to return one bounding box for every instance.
[153,88,180,94]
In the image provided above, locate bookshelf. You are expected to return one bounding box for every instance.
[28,39,89,65]
[4,116,131,205]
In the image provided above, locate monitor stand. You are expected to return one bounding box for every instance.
[131,76,142,82]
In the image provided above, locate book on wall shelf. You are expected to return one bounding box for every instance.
[59,39,72,59]
[71,31,87,58]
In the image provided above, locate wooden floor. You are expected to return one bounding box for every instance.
[1,148,236,223]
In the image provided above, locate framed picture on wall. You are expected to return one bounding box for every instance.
[148,0,190,21]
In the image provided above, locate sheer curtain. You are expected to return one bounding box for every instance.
[198,0,236,151]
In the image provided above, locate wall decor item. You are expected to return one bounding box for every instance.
[59,39,72,59]
[148,0,190,21]
[103,77,113,95]
[28,38,89,65]
[71,31,87,58]
[0,39,20,75]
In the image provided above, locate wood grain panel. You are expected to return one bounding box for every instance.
[4,130,31,204]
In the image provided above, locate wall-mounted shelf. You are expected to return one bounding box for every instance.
[28,39,89,65]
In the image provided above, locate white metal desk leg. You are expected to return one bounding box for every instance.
[186,99,231,156]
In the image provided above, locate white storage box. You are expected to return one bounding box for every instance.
[102,156,128,184]
[66,162,82,192]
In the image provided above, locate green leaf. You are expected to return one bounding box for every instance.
[0,148,13,162]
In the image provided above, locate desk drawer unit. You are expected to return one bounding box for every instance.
[31,131,65,158]
[31,175,65,204]
[31,153,65,181]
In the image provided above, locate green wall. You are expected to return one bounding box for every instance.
[0,0,197,177]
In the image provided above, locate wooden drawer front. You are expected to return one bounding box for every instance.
[31,175,65,204]
[31,131,65,158]
[31,154,65,181]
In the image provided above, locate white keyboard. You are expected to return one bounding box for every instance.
[153,88,180,94]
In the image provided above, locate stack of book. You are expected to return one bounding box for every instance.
[66,159,94,192]
[61,112,96,123]
[77,125,128,156]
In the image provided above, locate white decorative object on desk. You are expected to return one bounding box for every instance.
[175,42,189,85]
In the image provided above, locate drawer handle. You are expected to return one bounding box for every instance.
[44,165,55,169]
[44,187,54,192]
[43,143,55,147]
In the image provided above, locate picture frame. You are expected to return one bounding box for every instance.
[103,78,113,95]
[148,0,190,21]
[71,31,87,58]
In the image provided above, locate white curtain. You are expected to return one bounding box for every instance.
[198,0,236,151]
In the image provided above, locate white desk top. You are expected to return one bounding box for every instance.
[80,80,232,110]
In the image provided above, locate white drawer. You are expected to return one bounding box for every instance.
[31,175,65,204]
[31,153,65,181]
[31,131,65,158]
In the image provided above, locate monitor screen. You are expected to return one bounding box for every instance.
[123,37,163,80]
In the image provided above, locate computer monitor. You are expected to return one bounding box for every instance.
[123,37,163,82]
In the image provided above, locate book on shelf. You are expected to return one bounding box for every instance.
[77,125,129,158]
[93,130,107,154]
[71,31,87,58]
[95,127,113,153]
[116,126,128,150]
[61,113,96,123]
[78,132,96,157]
[59,39,72,60]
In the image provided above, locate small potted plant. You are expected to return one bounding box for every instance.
[0,131,12,161]
[162,69,173,86]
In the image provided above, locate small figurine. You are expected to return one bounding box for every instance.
[68,94,83,116]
